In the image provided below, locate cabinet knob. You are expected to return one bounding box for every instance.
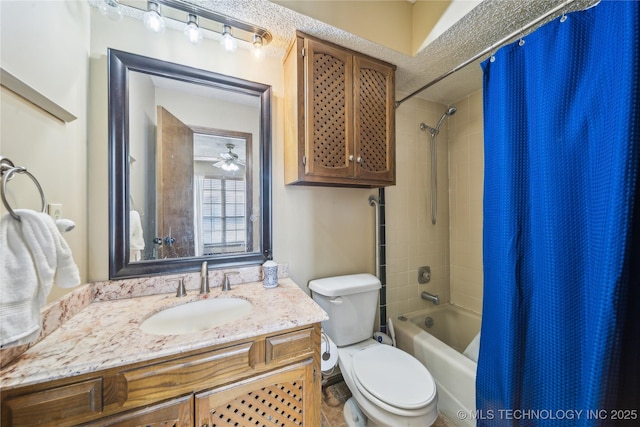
[349,155,354,162]
[357,156,362,163]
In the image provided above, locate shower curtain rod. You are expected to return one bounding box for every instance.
[396,0,579,108]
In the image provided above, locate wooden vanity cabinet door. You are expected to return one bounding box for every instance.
[78,395,193,427]
[195,359,320,427]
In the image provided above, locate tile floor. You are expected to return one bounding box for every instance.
[320,381,457,427]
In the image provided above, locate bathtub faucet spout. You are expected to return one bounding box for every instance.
[421,291,440,305]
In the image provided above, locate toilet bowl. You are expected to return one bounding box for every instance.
[338,339,438,427]
[309,274,438,427]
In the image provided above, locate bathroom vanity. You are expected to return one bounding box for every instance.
[0,278,327,427]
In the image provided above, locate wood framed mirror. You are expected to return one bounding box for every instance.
[108,49,272,278]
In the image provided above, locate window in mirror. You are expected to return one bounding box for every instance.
[109,49,272,278]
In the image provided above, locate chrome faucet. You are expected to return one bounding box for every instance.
[421,291,440,305]
[222,271,239,291]
[200,261,210,294]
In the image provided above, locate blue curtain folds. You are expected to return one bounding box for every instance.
[478,1,640,425]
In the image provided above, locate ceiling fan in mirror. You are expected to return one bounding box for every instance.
[212,143,245,172]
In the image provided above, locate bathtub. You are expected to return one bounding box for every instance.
[392,304,481,426]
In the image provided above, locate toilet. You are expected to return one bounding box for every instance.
[309,274,438,427]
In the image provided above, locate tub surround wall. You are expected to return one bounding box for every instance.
[387,90,484,318]
[448,90,484,314]
[386,95,451,320]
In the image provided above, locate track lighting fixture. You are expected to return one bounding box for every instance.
[143,1,165,34]
[92,0,272,57]
[184,14,203,44]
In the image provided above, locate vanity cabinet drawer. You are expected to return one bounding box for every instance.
[2,378,102,427]
[79,394,192,427]
[118,341,254,407]
[265,328,314,364]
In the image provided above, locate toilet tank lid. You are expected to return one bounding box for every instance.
[309,274,381,297]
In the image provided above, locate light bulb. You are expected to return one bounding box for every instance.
[220,25,237,52]
[143,2,165,33]
[252,34,264,58]
[184,14,203,44]
[99,0,123,22]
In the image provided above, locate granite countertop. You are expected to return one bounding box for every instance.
[0,278,328,389]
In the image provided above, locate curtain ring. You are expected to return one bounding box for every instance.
[560,0,569,22]
[1,166,47,221]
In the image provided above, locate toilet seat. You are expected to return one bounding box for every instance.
[350,345,436,416]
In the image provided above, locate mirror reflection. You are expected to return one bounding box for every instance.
[109,49,271,278]
[128,72,259,262]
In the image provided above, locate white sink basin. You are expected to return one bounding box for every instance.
[140,298,252,335]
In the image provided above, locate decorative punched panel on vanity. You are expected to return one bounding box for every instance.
[284,32,396,188]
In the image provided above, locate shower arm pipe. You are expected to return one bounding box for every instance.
[395,0,578,108]
[369,195,380,279]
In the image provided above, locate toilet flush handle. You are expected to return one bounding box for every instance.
[329,297,343,305]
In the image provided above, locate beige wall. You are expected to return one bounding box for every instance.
[386,95,451,320]
[273,1,414,55]
[448,90,484,314]
[2,1,483,311]
[0,3,375,302]
[0,1,90,302]
[88,8,376,291]
[274,0,475,56]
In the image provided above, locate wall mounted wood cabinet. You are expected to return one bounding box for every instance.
[284,32,396,188]
[0,325,321,427]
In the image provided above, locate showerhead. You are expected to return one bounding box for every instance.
[435,106,457,130]
[420,106,457,135]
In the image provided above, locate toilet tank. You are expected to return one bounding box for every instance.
[309,274,381,347]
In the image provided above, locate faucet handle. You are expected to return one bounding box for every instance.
[175,278,187,297]
[222,271,240,291]
[200,261,210,295]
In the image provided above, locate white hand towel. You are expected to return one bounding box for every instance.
[0,209,80,347]
[129,210,145,261]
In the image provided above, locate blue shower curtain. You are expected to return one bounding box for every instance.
[478,1,639,425]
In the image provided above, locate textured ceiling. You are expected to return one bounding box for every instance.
[138,0,600,105]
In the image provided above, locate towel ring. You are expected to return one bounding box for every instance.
[0,156,46,221]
